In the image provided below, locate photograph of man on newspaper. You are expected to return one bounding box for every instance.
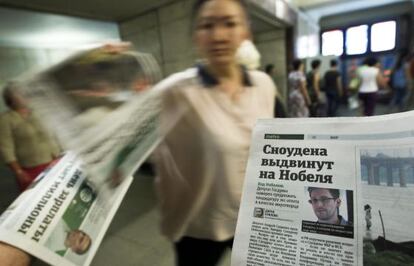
[301,187,354,239]
[307,187,350,225]
[45,180,96,258]
[360,148,414,265]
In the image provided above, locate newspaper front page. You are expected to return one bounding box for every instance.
[232,112,414,265]
[0,152,132,266]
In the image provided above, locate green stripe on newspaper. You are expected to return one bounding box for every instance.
[264,134,304,140]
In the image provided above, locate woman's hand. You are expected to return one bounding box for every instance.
[101,42,131,54]
[0,242,30,266]
[15,170,31,185]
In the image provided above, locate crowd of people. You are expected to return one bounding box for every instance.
[285,53,414,118]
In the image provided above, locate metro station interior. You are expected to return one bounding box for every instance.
[0,0,413,265]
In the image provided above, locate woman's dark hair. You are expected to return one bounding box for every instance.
[330,59,338,67]
[364,57,378,67]
[308,187,340,199]
[292,59,303,71]
[191,0,251,29]
[2,83,16,108]
[311,59,321,70]
[265,64,274,74]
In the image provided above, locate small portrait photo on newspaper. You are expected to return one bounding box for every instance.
[301,187,354,239]
[253,207,264,218]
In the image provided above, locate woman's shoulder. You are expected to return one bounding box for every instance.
[0,110,15,127]
[0,110,15,120]
[154,68,198,92]
[248,70,277,96]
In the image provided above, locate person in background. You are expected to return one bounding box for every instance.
[0,83,61,191]
[265,64,274,77]
[306,59,323,117]
[152,0,275,265]
[265,64,287,117]
[357,57,387,116]
[288,59,310,117]
[389,53,409,112]
[324,59,343,117]
[405,52,414,110]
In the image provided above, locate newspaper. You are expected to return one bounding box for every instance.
[232,112,414,265]
[14,47,164,188]
[0,152,132,266]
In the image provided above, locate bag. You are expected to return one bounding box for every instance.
[349,77,361,91]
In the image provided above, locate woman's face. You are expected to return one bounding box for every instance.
[9,91,27,110]
[193,0,250,66]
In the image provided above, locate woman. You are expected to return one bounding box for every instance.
[306,59,323,117]
[357,57,386,116]
[0,84,61,191]
[153,0,275,265]
[288,59,310,117]
[390,54,409,112]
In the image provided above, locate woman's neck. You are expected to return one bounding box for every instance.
[205,62,245,100]
[206,62,241,82]
[14,107,30,117]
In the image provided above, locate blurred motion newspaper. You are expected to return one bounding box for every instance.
[232,112,414,265]
[0,152,132,266]
[15,47,164,188]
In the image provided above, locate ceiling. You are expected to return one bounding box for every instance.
[0,0,286,49]
[0,0,410,23]
[292,0,412,21]
[0,0,411,49]
[0,0,175,22]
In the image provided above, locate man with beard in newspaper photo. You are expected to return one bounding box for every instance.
[45,219,92,256]
[308,187,350,225]
[64,229,92,255]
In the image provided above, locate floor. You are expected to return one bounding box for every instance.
[0,101,397,266]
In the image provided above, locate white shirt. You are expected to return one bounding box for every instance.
[358,66,380,93]
[154,66,275,241]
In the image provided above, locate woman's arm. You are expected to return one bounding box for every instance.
[300,79,311,106]
[376,69,387,88]
[337,76,343,97]
[0,116,30,183]
[313,72,321,99]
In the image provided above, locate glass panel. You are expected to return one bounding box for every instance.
[346,25,368,55]
[371,21,396,52]
[322,30,343,56]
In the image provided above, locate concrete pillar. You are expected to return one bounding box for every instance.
[386,161,393,187]
[398,162,407,187]
[373,164,380,185]
[367,162,374,185]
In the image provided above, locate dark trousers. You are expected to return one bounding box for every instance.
[175,237,234,266]
[359,92,377,116]
[327,93,339,117]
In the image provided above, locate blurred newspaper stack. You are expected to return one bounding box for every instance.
[15,47,163,188]
[232,112,414,265]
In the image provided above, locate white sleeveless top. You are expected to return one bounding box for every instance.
[358,66,380,93]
